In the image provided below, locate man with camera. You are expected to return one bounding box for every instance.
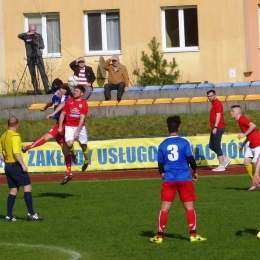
[18,24,52,95]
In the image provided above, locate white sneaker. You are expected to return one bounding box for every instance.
[212,165,225,172]
[248,183,260,191]
[257,231,260,239]
[224,159,231,168]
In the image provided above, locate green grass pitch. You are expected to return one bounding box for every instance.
[0,175,260,260]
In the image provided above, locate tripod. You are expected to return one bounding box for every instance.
[15,48,52,96]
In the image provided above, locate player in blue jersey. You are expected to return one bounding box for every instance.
[150,116,207,243]
[22,84,77,166]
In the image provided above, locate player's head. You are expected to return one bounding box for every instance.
[167,116,181,133]
[230,105,242,119]
[8,116,19,129]
[73,85,85,99]
[207,89,216,102]
[60,84,71,97]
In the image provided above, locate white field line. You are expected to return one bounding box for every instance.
[0,243,82,260]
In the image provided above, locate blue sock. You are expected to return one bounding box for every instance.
[7,194,16,217]
[24,192,34,215]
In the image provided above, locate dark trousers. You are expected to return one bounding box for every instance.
[27,56,50,93]
[104,82,125,101]
[209,128,225,156]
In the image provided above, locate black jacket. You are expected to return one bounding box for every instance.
[69,61,96,87]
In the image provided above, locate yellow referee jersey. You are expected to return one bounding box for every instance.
[0,130,22,163]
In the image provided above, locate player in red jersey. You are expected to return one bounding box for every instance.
[207,90,230,171]
[231,105,260,191]
[58,85,89,184]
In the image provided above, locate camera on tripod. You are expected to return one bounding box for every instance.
[25,34,38,44]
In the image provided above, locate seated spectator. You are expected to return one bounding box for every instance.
[69,57,96,100]
[103,55,129,102]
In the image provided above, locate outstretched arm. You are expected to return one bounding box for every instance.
[46,102,65,119]
[41,101,54,111]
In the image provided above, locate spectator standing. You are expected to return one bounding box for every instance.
[207,89,230,171]
[18,24,52,95]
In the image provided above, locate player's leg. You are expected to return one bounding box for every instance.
[23,123,61,152]
[180,181,206,242]
[248,147,260,191]
[23,132,53,152]
[23,184,43,221]
[78,126,89,171]
[150,182,175,243]
[69,144,78,164]
[60,126,75,185]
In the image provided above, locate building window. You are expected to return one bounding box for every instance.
[84,11,121,55]
[25,14,61,57]
[161,7,199,52]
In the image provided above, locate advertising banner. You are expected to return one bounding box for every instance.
[0,134,246,173]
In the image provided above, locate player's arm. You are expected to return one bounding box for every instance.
[74,114,86,139]
[0,142,4,161]
[238,137,248,151]
[158,162,165,179]
[238,122,256,139]
[41,101,54,111]
[58,111,66,132]
[46,101,65,119]
[0,152,4,162]
[12,136,28,172]
[187,155,198,181]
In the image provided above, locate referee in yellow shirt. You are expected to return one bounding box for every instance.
[0,116,43,221]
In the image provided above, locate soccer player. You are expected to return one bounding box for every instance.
[231,105,260,191]
[207,89,230,171]
[58,85,89,185]
[22,84,77,164]
[0,117,43,221]
[150,116,206,243]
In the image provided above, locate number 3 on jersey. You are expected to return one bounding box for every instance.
[167,145,179,161]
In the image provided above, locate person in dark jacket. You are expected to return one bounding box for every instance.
[69,57,96,100]
[18,24,52,95]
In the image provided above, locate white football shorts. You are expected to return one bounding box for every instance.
[244,145,260,163]
[65,126,88,144]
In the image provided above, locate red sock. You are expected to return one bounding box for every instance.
[157,210,168,238]
[186,209,197,237]
[26,137,47,151]
[65,154,72,175]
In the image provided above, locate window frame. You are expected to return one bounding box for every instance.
[161,6,199,53]
[24,13,62,58]
[84,10,121,56]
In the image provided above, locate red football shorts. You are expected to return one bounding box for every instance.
[48,123,65,144]
[161,181,196,202]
